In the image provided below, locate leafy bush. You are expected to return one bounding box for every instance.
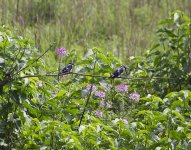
[0,10,191,149]
[127,10,191,97]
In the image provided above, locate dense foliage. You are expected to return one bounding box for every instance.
[0,11,191,149]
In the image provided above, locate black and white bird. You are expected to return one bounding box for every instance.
[110,66,127,78]
[60,62,74,75]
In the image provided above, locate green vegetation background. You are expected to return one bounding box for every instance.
[1,0,190,62]
[1,1,191,149]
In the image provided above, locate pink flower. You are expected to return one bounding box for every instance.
[95,110,103,118]
[116,83,128,93]
[95,91,105,98]
[106,101,112,108]
[56,47,66,56]
[86,84,96,93]
[100,99,112,108]
[123,119,129,125]
[100,99,105,107]
[129,91,140,102]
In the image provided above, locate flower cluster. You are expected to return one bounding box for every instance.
[86,84,96,93]
[116,83,128,93]
[129,91,140,102]
[100,99,112,108]
[95,90,106,98]
[56,47,66,56]
[95,110,103,118]
[84,83,140,119]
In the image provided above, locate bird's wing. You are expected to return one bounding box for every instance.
[110,69,119,78]
[62,67,69,73]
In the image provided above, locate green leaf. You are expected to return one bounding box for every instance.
[150,44,160,51]
[170,130,182,140]
[186,133,191,140]
[165,92,178,98]
[97,53,110,64]
[152,96,164,103]
[57,90,66,97]
[72,99,84,105]
[136,110,145,116]
[163,108,170,115]
[171,100,182,109]
[159,19,173,24]
[172,110,185,121]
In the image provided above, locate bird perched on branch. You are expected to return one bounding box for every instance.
[60,62,74,75]
[110,66,127,78]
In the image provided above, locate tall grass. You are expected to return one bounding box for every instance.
[0,0,190,67]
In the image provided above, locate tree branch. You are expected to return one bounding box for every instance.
[13,42,56,76]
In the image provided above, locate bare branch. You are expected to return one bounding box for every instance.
[13,42,56,76]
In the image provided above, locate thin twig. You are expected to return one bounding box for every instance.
[13,43,55,76]
[0,43,56,88]
[8,48,24,74]
[78,84,93,127]
[79,51,98,127]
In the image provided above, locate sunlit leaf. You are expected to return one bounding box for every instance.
[172,110,185,121]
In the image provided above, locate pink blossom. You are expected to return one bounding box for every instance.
[95,110,103,118]
[123,119,129,125]
[86,84,96,93]
[56,47,66,56]
[100,99,105,107]
[106,101,112,108]
[116,83,128,93]
[95,91,105,98]
[129,91,140,102]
